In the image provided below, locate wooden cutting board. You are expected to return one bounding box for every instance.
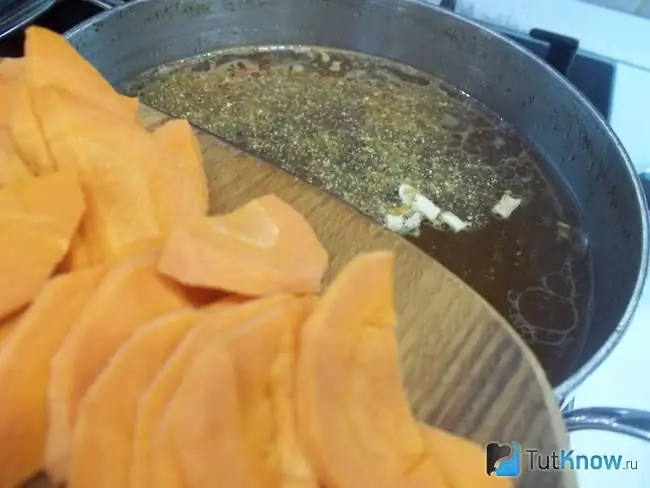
[141,105,578,488]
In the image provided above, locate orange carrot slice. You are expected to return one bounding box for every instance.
[0,310,23,350]
[158,195,328,296]
[0,57,24,130]
[0,129,33,186]
[0,56,23,83]
[0,267,106,488]
[31,85,161,265]
[7,85,56,175]
[0,171,85,319]
[295,251,448,488]
[151,294,316,488]
[150,118,209,233]
[420,425,512,488]
[130,295,313,488]
[24,26,137,121]
[270,319,319,488]
[69,309,201,488]
[45,251,191,483]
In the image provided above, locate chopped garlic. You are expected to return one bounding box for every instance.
[385,214,406,232]
[556,221,571,241]
[329,60,342,72]
[403,211,423,233]
[396,182,470,232]
[412,194,441,222]
[387,204,411,216]
[398,183,418,206]
[439,211,470,233]
[383,212,422,236]
[398,184,441,223]
[492,193,522,219]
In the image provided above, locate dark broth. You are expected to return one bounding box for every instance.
[123,46,594,386]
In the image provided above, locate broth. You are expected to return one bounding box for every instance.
[123,46,594,386]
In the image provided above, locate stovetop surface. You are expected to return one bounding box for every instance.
[0,0,101,56]
[0,0,615,121]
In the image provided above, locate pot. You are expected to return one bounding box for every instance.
[65,0,650,438]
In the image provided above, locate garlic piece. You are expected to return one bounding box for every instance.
[397,183,470,232]
[398,184,418,206]
[399,184,441,222]
[403,211,423,233]
[384,214,406,232]
[492,193,522,219]
[556,221,571,242]
[439,211,470,233]
[412,194,441,222]
[384,210,423,236]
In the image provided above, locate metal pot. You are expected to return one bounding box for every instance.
[64,0,650,439]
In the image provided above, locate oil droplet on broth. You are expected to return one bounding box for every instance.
[124,46,594,386]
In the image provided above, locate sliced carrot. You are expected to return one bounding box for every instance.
[150,118,209,233]
[152,119,207,205]
[7,85,56,175]
[0,267,106,488]
[0,57,23,83]
[130,295,313,488]
[295,251,448,488]
[158,195,328,296]
[0,59,24,129]
[24,26,137,121]
[0,85,12,129]
[157,295,316,488]
[153,340,241,488]
[45,251,191,484]
[0,310,23,349]
[0,129,33,186]
[270,320,319,488]
[59,232,92,272]
[0,56,24,128]
[151,294,316,488]
[420,425,512,488]
[0,171,85,320]
[31,85,162,265]
[69,308,201,488]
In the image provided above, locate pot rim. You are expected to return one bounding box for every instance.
[66,0,650,398]
[416,2,649,399]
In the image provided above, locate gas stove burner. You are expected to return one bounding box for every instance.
[0,0,55,41]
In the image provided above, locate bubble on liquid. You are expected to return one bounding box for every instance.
[496,165,516,181]
[507,182,526,199]
[508,259,579,347]
[514,162,531,179]
[541,269,574,300]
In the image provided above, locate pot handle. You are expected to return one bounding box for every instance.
[562,174,650,442]
[563,407,650,441]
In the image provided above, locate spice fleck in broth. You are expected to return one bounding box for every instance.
[123,46,594,385]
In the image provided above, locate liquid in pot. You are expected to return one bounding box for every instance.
[123,46,594,386]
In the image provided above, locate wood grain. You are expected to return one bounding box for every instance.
[140,105,577,487]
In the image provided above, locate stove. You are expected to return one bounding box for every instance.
[0,0,616,123]
[0,0,102,56]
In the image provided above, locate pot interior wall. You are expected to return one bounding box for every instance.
[67,0,647,394]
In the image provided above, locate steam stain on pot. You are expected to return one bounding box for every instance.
[122,46,594,386]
